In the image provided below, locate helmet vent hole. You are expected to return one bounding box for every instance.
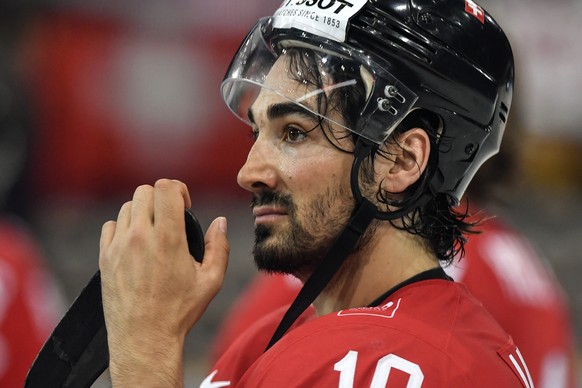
[499,112,507,123]
[419,13,432,25]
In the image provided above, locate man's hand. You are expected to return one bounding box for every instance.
[99,179,229,387]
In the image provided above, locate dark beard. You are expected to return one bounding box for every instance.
[252,189,353,276]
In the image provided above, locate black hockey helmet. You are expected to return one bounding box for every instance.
[222,0,514,204]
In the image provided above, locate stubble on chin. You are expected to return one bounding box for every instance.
[252,186,354,276]
[253,219,323,276]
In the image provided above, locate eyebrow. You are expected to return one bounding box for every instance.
[247,102,320,125]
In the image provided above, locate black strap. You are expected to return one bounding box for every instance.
[264,136,439,350]
[25,270,108,388]
[265,198,377,351]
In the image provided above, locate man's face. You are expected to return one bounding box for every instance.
[236,54,357,278]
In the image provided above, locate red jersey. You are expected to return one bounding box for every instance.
[211,216,577,388]
[0,219,64,387]
[207,274,531,387]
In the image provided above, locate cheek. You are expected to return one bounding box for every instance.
[291,170,352,213]
[280,151,340,188]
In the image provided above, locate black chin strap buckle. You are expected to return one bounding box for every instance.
[350,138,376,205]
[347,198,377,235]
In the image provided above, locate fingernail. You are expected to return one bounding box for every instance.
[217,217,227,234]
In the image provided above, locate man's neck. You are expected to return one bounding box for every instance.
[312,225,439,316]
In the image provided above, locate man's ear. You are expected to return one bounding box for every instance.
[376,128,431,194]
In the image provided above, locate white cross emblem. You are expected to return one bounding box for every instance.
[465,0,485,24]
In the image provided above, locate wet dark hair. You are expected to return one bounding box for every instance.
[283,47,365,148]
[284,47,477,264]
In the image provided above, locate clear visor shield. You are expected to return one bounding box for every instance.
[221,18,418,144]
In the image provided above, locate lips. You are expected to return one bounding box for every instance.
[252,206,288,224]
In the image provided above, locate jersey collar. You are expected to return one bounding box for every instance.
[367,266,453,307]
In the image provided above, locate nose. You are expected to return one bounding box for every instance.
[237,138,278,193]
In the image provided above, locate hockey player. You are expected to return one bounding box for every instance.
[98,0,532,386]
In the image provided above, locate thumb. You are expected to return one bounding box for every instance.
[201,217,229,280]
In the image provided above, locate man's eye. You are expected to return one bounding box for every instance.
[285,127,307,143]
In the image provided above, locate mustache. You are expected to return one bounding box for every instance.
[251,191,295,211]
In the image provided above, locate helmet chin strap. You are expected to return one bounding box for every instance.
[265,137,435,351]
[263,138,376,350]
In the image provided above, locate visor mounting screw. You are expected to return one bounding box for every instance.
[385,85,398,98]
[377,98,397,115]
[378,98,391,111]
[465,144,476,155]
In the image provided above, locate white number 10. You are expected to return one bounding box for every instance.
[334,350,424,388]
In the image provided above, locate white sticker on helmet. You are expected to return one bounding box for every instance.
[273,0,368,42]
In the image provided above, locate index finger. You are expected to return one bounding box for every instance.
[152,179,192,234]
